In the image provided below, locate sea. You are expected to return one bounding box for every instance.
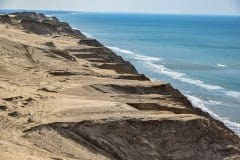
[1,10,240,135]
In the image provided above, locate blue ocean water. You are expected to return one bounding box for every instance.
[2,10,240,134]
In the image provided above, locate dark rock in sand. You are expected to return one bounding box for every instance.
[3,96,23,102]
[8,111,19,117]
[49,70,79,76]
[38,87,58,93]
[0,105,7,111]
[43,42,56,48]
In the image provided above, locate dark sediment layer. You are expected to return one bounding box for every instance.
[24,118,240,160]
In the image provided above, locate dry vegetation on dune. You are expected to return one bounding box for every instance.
[0,12,239,160]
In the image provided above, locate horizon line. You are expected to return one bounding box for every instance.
[1,8,240,16]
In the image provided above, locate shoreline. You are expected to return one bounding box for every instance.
[79,30,240,136]
[0,12,239,159]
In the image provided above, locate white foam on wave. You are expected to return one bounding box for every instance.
[135,55,162,62]
[208,100,222,105]
[82,32,94,38]
[108,45,229,90]
[186,94,240,136]
[72,27,79,30]
[148,61,240,99]
[108,46,163,62]
[69,24,78,30]
[109,45,240,100]
[147,62,223,90]
[217,64,228,68]
[108,46,135,55]
[225,91,240,100]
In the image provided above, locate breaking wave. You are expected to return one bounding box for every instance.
[217,64,228,68]
[108,45,240,100]
[82,32,95,38]
[186,94,240,135]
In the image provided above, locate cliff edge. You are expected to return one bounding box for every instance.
[0,12,239,160]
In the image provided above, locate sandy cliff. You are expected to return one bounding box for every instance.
[0,12,239,160]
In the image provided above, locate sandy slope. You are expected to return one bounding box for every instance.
[0,13,240,160]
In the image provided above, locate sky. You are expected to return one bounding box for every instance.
[0,0,240,15]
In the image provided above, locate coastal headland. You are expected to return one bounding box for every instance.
[0,12,240,160]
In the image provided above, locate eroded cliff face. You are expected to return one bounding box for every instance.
[0,12,239,160]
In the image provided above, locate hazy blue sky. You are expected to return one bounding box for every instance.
[0,0,240,15]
